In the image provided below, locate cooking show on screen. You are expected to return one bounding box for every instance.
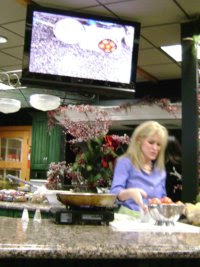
[29,11,135,84]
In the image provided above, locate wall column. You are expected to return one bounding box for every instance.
[181,20,199,202]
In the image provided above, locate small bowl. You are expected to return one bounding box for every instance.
[148,203,185,225]
[45,190,71,205]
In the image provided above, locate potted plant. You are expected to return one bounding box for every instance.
[45,134,129,192]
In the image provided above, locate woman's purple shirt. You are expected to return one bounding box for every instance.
[110,156,166,211]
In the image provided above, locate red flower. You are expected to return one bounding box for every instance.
[101,158,109,168]
[104,135,120,150]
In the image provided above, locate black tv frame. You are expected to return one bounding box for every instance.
[21,4,141,97]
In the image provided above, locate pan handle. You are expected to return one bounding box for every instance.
[6,174,39,189]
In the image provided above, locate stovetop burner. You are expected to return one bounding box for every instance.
[50,205,115,225]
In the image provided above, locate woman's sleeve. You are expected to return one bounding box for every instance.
[110,157,130,195]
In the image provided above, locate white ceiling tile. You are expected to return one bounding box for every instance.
[3,46,24,60]
[78,5,116,17]
[141,24,181,46]
[142,63,181,80]
[98,0,123,3]
[3,21,26,37]
[0,52,21,67]
[34,0,100,10]
[0,27,24,48]
[104,0,185,26]
[139,36,153,49]
[138,48,173,66]
[0,0,27,24]
[176,0,200,17]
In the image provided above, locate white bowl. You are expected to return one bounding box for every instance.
[45,190,71,205]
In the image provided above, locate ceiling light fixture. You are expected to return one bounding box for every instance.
[30,94,61,111]
[0,98,21,114]
[0,36,8,44]
[161,44,182,62]
[0,82,15,90]
[161,42,200,62]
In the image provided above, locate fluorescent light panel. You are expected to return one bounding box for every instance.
[161,43,200,62]
[161,44,182,62]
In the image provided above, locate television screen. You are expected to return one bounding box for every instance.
[22,5,141,95]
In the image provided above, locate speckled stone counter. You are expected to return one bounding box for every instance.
[0,201,200,266]
[0,216,200,260]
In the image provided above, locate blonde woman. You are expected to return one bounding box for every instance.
[110,120,168,212]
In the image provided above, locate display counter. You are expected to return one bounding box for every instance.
[0,210,200,267]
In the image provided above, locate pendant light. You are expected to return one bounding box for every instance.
[30,94,61,111]
[0,98,21,114]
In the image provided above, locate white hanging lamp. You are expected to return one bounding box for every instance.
[30,94,61,111]
[0,98,21,114]
[0,82,14,89]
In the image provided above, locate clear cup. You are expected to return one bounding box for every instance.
[21,208,29,222]
[33,209,42,223]
[140,207,150,223]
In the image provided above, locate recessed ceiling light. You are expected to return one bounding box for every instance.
[0,36,8,44]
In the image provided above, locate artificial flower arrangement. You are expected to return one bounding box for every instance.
[45,134,130,191]
[69,134,130,191]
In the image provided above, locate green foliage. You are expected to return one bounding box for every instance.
[196,193,200,203]
[71,138,110,188]
[46,134,130,191]
[71,136,122,189]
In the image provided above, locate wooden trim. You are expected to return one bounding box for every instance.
[0,126,32,133]
[137,66,158,83]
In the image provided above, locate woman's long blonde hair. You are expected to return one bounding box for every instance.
[125,121,168,170]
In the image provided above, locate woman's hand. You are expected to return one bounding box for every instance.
[118,188,148,211]
[128,188,148,211]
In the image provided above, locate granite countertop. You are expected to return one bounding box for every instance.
[0,215,200,260]
[0,201,200,261]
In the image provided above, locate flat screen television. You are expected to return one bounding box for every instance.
[21,4,141,96]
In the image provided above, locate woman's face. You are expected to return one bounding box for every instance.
[140,133,162,162]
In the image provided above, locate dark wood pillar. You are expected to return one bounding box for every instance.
[181,20,199,202]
